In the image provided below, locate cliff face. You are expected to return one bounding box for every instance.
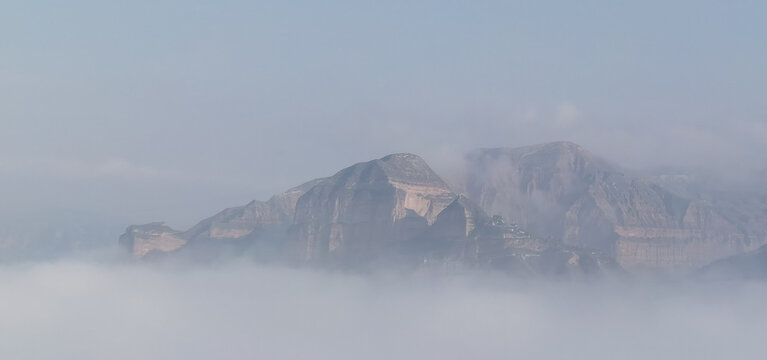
[286,154,459,266]
[418,198,620,277]
[118,222,186,257]
[465,142,602,245]
[464,141,766,271]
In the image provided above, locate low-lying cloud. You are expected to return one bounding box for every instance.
[0,260,763,359]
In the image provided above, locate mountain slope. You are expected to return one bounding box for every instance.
[285,153,464,267]
[119,179,325,258]
[463,141,766,271]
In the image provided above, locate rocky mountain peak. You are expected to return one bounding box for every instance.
[287,153,460,265]
[325,153,449,190]
[377,153,448,186]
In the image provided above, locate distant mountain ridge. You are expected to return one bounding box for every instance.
[121,151,618,277]
[462,141,767,271]
[119,141,767,276]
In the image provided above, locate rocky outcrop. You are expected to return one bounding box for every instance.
[463,141,766,271]
[286,154,458,266]
[118,222,186,257]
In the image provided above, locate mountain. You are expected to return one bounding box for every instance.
[120,153,617,277]
[285,153,458,267]
[183,178,325,243]
[119,179,325,259]
[463,141,767,271]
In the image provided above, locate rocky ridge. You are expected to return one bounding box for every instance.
[120,142,766,276]
[121,152,615,277]
[119,179,324,258]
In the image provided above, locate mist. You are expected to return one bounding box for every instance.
[2,1,766,358]
[0,259,763,360]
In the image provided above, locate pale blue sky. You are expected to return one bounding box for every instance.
[1,1,765,227]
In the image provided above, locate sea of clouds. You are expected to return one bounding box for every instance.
[0,259,763,360]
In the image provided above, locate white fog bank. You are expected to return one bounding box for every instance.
[0,261,763,360]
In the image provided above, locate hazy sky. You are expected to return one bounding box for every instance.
[1,1,765,227]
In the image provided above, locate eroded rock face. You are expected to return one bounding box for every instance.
[118,222,186,257]
[464,141,766,271]
[287,154,458,266]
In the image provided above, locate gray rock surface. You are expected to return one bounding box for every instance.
[286,153,458,266]
[463,141,767,271]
